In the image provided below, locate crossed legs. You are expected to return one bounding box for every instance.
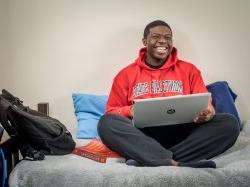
[97,113,239,168]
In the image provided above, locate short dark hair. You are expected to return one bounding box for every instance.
[143,20,172,39]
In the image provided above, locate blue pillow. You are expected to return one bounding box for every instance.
[206,81,242,130]
[72,93,108,139]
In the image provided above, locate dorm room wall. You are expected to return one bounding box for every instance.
[0,0,10,88]
[0,0,10,141]
[0,0,249,131]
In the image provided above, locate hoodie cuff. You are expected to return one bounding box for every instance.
[120,105,132,117]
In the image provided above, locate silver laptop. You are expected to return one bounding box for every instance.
[133,93,211,128]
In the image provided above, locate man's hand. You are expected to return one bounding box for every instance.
[193,104,215,124]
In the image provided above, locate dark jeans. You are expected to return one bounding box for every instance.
[97,113,240,166]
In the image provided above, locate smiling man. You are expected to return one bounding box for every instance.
[143,23,173,67]
[97,20,240,168]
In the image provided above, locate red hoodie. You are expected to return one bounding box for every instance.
[106,47,208,117]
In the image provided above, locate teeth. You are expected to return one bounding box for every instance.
[157,47,166,50]
[156,47,167,53]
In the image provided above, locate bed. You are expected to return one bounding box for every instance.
[1,120,249,187]
[1,82,249,187]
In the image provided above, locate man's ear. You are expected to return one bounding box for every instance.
[142,38,147,46]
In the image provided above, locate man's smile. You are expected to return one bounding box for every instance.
[154,46,168,55]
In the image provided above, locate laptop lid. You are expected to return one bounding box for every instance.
[133,93,211,128]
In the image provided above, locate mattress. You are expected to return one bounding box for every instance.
[9,120,250,187]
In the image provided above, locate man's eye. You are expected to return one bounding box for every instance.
[151,35,159,39]
[165,37,172,40]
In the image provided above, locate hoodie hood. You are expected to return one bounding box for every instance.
[135,47,178,70]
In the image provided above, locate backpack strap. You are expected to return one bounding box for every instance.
[0,125,3,141]
[21,144,45,161]
[1,89,27,111]
[0,96,18,137]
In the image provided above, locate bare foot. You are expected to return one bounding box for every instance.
[170,159,179,166]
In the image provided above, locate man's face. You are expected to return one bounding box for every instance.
[143,25,173,61]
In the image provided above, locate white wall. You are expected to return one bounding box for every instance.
[0,0,10,87]
[1,0,249,130]
[0,0,10,141]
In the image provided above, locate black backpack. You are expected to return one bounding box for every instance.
[0,89,76,160]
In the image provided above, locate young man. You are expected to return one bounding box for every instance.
[98,20,240,168]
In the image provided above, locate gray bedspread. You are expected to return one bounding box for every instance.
[9,120,250,187]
